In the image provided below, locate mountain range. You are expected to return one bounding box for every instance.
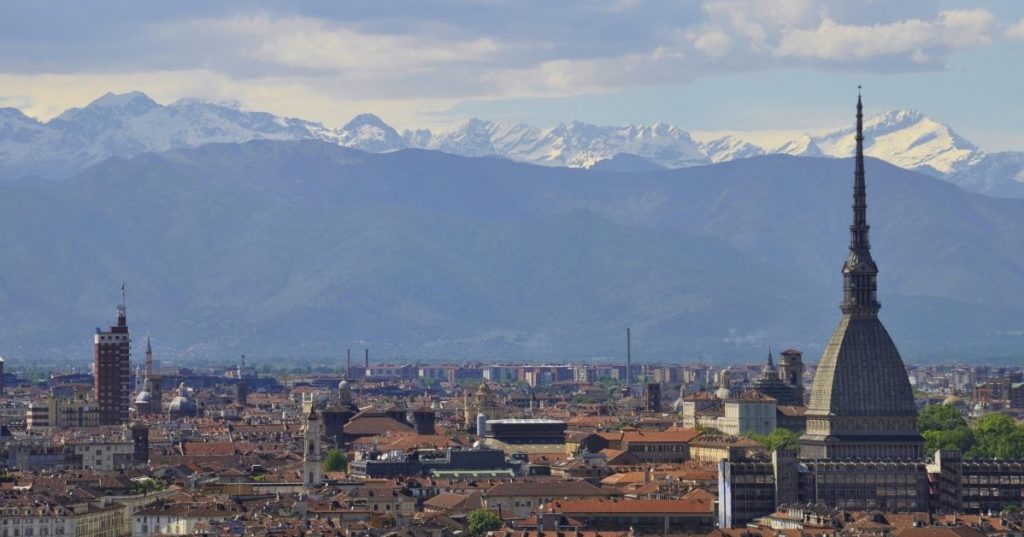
[1,91,1022,198]
[0,140,1021,364]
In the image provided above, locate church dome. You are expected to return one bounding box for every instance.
[715,386,732,400]
[169,383,197,417]
[134,390,152,404]
[338,379,350,390]
[169,394,196,417]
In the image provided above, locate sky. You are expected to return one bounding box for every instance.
[1,0,1023,150]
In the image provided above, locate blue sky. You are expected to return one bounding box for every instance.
[1,0,1022,149]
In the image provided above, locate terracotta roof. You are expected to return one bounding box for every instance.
[622,428,701,443]
[486,480,607,498]
[542,497,713,515]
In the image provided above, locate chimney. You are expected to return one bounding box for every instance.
[365,348,369,372]
[346,349,351,381]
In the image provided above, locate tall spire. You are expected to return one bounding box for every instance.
[841,87,880,317]
[767,347,774,369]
[144,335,153,379]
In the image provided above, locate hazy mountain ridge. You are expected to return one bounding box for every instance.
[0,140,1021,362]
[0,91,1020,197]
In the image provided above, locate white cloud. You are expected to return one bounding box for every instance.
[692,28,733,57]
[774,9,992,61]
[191,15,502,73]
[0,2,1010,130]
[1007,17,1024,40]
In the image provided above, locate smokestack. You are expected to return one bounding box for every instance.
[626,328,632,387]
[364,348,369,371]
[346,349,351,381]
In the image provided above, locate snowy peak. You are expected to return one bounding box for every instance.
[816,109,982,174]
[336,113,407,153]
[699,135,765,163]
[86,91,159,111]
[772,134,823,157]
[0,91,1020,198]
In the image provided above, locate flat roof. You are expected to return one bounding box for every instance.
[486,419,565,425]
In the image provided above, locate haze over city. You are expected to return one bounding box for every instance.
[2,2,1024,537]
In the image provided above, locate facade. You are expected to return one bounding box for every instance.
[27,386,101,431]
[930,449,1024,514]
[540,497,715,534]
[800,95,923,460]
[483,480,608,519]
[802,458,930,512]
[718,458,777,528]
[303,407,323,488]
[93,304,131,426]
[69,440,136,471]
[644,383,661,412]
[681,390,777,437]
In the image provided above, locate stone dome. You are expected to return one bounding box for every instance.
[134,390,152,404]
[169,383,197,417]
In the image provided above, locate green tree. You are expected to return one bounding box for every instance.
[918,404,968,433]
[468,509,503,536]
[323,449,348,473]
[747,428,801,451]
[923,428,975,456]
[968,413,1024,459]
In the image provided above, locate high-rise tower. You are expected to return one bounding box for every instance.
[800,93,923,460]
[95,297,131,425]
[303,407,323,489]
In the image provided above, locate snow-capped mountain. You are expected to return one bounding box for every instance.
[333,113,407,153]
[406,119,706,169]
[772,134,823,157]
[0,92,330,178]
[0,91,1020,198]
[813,109,983,174]
[699,135,765,163]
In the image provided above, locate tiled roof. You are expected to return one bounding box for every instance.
[542,497,713,515]
[486,480,607,498]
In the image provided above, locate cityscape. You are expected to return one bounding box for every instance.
[2,2,1024,537]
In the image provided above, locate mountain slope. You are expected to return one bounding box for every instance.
[1,91,1021,198]
[0,141,1021,363]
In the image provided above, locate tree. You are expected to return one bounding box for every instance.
[747,428,801,451]
[323,449,348,473]
[918,404,968,433]
[968,413,1024,459]
[923,428,975,456]
[467,509,502,536]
